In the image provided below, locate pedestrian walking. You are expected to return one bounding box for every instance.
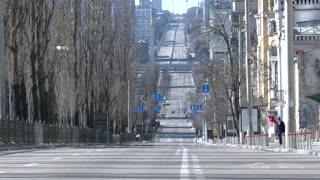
[276,117,285,145]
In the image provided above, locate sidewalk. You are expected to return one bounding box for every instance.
[203,140,320,156]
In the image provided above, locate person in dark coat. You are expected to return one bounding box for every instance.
[276,117,285,145]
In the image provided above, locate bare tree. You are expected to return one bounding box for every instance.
[203,7,242,137]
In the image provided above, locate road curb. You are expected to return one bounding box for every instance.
[213,143,320,156]
[0,143,112,152]
[206,143,320,156]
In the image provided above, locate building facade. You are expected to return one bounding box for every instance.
[255,0,320,134]
[152,0,162,12]
[135,7,152,42]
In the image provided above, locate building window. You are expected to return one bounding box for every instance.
[268,20,276,36]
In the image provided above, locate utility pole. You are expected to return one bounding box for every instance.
[204,95,207,142]
[150,5,155,62]
[238,13,243,144]
[284,0,295,149]
[0,1,5,118]
[128,80,130,133]
[245,0,253,145]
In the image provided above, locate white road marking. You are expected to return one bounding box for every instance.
[0,172,5,174]
[192,155,204,179]
[180,148,189,179]
[279,166,288,168]
[52,157,62,161]
[72,153,80,156]
[97,149,103,152]
[175,149,181,155]
[24,163,39,167]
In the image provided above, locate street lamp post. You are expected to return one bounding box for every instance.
[128,80,130,133]
[245,0,253,145]
[237,13,244,144]
[0,2,5,118]
[284,0,295,149]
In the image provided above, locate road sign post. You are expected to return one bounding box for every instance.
[135,105,145,112]
[202,84,210,93]
[153,105,161,111]
[152,93,164,101]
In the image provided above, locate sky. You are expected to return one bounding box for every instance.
[135,0,201,14]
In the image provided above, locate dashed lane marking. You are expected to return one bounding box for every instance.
[192,155,204,179]
[180,148,189,179]
[24,163,39,167]
[52,157,62,161]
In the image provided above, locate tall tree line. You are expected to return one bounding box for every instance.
[2,0,138,134]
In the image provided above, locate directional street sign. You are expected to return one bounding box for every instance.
[152,93,164,101]
[153,105,161,111]
[196,104,203,110]
[202,84,210,93]
[135,105,145,112]
[190,104,196,111]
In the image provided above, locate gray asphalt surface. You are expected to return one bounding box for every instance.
[1,143,320,179]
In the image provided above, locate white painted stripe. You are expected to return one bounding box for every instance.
[175,149,181,156]
[52,157,62,161]
[180,148,189,179]
[279,166,288,168]
[24,163,39,167]
[192,155,204,179]
[72,153,80,156]
[0,172,5,174]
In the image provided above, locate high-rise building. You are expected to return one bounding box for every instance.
[139,0,151,8]
[204,0,232,62]
[135,0,155,61]
[152,0,162,12]
[135,6,152,42]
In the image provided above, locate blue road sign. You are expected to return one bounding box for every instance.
[152,93,164,101]
[202,84,210,93]
[135,105,145,112]
[190,104,196,111]
[153,105,161,111]
[196,104,203,110]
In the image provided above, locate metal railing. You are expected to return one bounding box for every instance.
[0,118,135,145]
[307,125,320,142]
[213,130,312,151]
[246,134,269,147]
[282,129,312,150]
[213,136,239,145]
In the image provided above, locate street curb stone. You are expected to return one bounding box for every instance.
[207,143,320,157]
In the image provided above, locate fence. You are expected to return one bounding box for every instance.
[0,118,135,145]
[246,134,269,147]
[216,130,311,150]
[307,125,320,141]
[213,136,238,145]
[281,129,312,150]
